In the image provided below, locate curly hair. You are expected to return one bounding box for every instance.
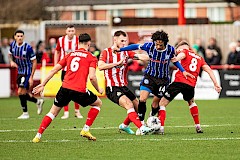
[151,30,169,46]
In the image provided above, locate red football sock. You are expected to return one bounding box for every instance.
[158,106,166,126]
[74,102,80,110]
[189,103,200,124]
[127,108,142,128]
[38,113,55,134]
[85,107,100,126]
[63,105,69,112]
[123,116,131,126]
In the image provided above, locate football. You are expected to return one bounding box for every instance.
[146,116,161,132]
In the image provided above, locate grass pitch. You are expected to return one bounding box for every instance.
[0,97,239,160]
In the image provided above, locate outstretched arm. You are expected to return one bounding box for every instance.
[202,64,222,93]
[32,64,62,94]
[89,67,103,94]
[119,44,140,51]
[171,52,195,79]
[133,53,150,61]
[98,59,126,71]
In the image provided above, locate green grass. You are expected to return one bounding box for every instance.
[0,97,240,160]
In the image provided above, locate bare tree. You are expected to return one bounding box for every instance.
[0,0,50,23]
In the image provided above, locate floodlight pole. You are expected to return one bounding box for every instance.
[178,0,186,25]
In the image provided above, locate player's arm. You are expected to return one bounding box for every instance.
[133,53,150,61]
[202,64,222,93]
[54,50,60,66]
[171,52,195,79]
[32,64,63,95]
[54,40,61,66]
[89,67,103,94]
[8,48,18,68]
[29,58,37,88]
[98,59,125,70]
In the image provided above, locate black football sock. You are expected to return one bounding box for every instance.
[151,105,160,116]
[138,101,147,121]
[26,93,38,103]
[19,94,28,112]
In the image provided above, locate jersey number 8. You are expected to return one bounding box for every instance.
[189,58,197,72]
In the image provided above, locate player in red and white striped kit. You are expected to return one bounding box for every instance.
[98,30,154,135]
[54,25,83,119]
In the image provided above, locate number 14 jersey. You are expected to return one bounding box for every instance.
[174,49,207,87]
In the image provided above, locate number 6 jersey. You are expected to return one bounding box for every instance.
[174,49,207,87]
[58,48,98,93]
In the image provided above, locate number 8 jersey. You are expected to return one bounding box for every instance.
[58,48,98,93]
[174,49,207,87]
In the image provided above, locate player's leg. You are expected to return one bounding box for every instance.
[17,87,29,119]
[60,70,69,119]
[32,87,71,143]
[25,93,44,115]
[138,89,150,124]
[78,91,101,141]
[182,85,203,133]
[32,104,62,143]
[187,99,203,133]
[158,82,180,134]
[74,102,83,118]
[150,96,160,116]
[16,74,29,119]
[119,95,154,135]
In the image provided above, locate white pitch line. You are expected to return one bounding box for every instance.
[1,137,240,143]
[0,123,239,133]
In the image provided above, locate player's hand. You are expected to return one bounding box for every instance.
[183,71,195,79]
[116,58,126,68]
[214,85,222,93]
[171,56,178,63]
[98,88,104,95]
[10,61,18,68]
[32,84,44,95]
[29,77,34,88]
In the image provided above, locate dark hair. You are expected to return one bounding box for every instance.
[151,30,169,46]
[79,33,91,43]
[14,30,24,35]
[114,30,127,37]
[66,24,75,28]
[175,40,189,49]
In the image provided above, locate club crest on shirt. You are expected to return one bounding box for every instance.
[164,91,170,97]
[144,79,149,84]
[22,51,27,55]
[117,92,122,97]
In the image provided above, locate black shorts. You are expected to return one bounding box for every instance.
[61,70,66,81]
[140,74,169,98]
[163,82,195,102]
[17,74,30,89]
[54,87,97,107]
[106,86,136,105]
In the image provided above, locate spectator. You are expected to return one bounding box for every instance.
[46,38,57,63]
[1,37,10,64]
[236,39,240,52]
[195,38,206,59]
[30,41,37,53]
[0,48,5,64]
[226,42,240,65]
[89,43,101,60]
[36,41,50,64]
[205,49,220,65]
[207,37,222,64]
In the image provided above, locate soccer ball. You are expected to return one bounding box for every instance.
[146,116,161,132]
